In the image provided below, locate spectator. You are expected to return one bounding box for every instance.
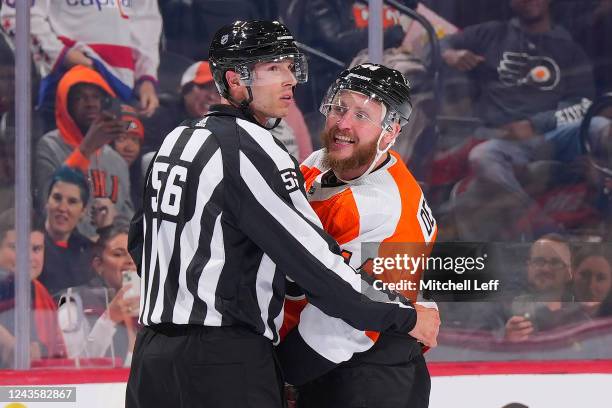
[143,61,312,160]
[282,0,409,112]
[111,106,145,212]
[40,166,95,296]
[59,220,139,366]
[442,0,607,240]
[35,65,133,239]
[0,208,66,367]
[142,61,220,153]
[0,31,15,215]
[573,245,612,318]
[0,30,14,134]
[501,234,586,341]
[0,0,162,130]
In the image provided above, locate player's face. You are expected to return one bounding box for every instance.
[526,239,572,295]
[321,90,387,173]
[574,255,612,303]
[45,181,86,240]
[249,59,297,122]
[94,233,135,290]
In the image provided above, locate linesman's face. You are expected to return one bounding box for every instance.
[249,60,297,122]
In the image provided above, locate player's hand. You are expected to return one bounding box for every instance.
[79,111,126,156]
[64,48,94,69]
[138,80,159,117]
[408,304,441,348]
[504,315,534,341]
[442,49,485,71]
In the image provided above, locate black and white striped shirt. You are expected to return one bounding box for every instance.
[134,105,416,344]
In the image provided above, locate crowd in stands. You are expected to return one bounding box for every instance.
[0,0,611,367]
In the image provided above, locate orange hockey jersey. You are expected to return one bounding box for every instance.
[279,149,437,384]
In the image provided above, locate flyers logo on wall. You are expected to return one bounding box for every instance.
[497,52,561,91]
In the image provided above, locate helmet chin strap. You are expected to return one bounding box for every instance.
[336,127,395,184]
[228,86,282,130]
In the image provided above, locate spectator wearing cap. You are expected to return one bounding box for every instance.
[40,166,95,297]
[111,105,146,212]
[142,61,220,154]
[143,61,312,160]
[35,66,134,239]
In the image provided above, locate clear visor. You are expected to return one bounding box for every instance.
[238,54,308,86]
[321,89,388,129]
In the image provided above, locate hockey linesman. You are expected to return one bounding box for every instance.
[125,21,439,407]
[278,64,440,407]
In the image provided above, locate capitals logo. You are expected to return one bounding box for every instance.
[497,52,560,91]
[65,0,132,19]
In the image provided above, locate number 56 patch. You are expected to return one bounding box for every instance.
[280,169,300,193]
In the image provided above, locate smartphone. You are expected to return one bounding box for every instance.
[122,270,141,299]
[102,96,123,119]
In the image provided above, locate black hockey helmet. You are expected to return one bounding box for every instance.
[321,63,413,128]
[208,20,308,98]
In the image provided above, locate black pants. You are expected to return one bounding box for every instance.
[297,354,431,408]
[126,324,285,408]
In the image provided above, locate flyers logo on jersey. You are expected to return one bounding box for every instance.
[497,52,560,91]
[417,194,436,245]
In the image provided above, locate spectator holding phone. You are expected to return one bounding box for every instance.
[35,66,134,239]
[59,220,139,366]
[1,0,162,129]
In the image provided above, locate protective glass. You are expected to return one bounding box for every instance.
[321,89,386,129]
[239,54,308,86]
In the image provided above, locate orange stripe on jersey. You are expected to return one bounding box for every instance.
[310,190,360,246]
[299,164,322,193]
[279,297,308,341]
[365,330,380,342]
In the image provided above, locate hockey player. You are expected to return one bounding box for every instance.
[126,21,438,408]
[278,64,440,408]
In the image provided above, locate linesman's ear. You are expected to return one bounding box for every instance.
[225,70,242,90]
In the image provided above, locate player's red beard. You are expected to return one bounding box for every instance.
[320,127,378,174]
